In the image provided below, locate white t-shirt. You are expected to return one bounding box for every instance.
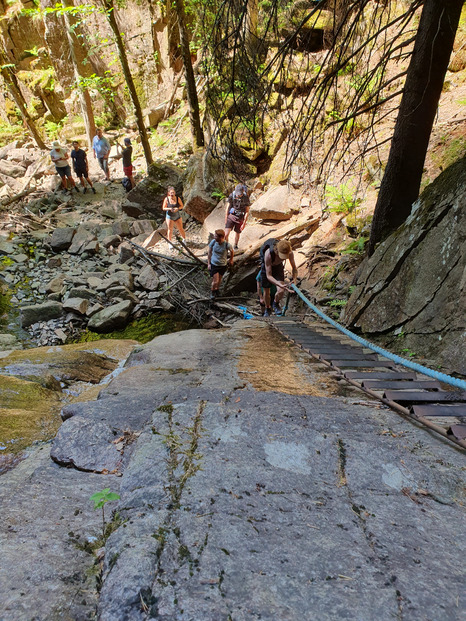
[50,148,68,168]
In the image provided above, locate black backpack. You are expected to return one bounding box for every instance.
[122,177,132,193]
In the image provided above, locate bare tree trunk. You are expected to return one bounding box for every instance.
[0,49,46,149]
[244,0,259,58]
[368,0,463,255]
[103,0,153,166]
[173,0,204,149]
[62,0,96,148]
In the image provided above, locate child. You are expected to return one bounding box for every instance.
[207,229,234,299]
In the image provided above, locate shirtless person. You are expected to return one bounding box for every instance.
[259,238,297,317]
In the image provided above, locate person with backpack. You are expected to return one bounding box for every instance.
[207,229,234,299]
[162,186,186,242]
[117,137,135,189]
[70,141,96,194]
[224,183,250,250]
[259,238,297,317]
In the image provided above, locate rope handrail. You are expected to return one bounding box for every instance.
[291,285,466,391]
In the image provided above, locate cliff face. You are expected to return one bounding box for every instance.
[0,0,182,125]
[342,156,466,375]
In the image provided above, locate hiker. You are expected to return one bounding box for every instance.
[49,141,79,194]
[256,270,277,315]
[225,183,250,250]
[70,141,96,194]
[259,238,297,317]
[92,128,111,182]
[117,137,135,188]
[162,186,186,242]
[207,229,234,299]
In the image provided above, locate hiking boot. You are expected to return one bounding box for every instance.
[92,187,96,194]
[234,244,239,250]
[83,187,87,194]
[210,290,217,300]
[74,186,80,193]
[263,307,272,317]
[272,301,282,315]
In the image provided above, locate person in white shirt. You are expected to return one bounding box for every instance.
[50,141,79,194]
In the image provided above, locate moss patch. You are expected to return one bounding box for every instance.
[71,313,192,345]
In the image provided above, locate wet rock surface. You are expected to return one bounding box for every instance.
[1,322,464,620]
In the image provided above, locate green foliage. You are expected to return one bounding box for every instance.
[77,72,115,101]
[328,299,347,308]
[90,488,120,510]
[325,183,362,214]
[44,119,65,140]
[341,236,368,256]
[0,121,23,147]
[90,488,121,538]
[211,188,226,201]
[401,347,416,358]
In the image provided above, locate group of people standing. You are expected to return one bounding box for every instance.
[49,128,134,194]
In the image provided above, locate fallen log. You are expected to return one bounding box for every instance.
[129,240,198,265]
[235,216,320,267]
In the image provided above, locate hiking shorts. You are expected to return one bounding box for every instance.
[260,262,284,289]
[56,165,71,178]
[209,264,227,277]
[74,167,87,178]
[123,165,133,177]
[225,216,243,234]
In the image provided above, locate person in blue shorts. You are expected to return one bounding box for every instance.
[207,229,234,299]
[162,186,186,242]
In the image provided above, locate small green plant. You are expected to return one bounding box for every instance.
[90,488,120,538]
[325,183,362,214]
[341,236,368,256]
[328,299,347,308]
[401,348,416,358]
[211,188,226,201]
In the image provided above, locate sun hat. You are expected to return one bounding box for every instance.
[52,140,60,147]
[277,240,292,260]
[124,138,131,145]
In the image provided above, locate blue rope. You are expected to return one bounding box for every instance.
[291,285,466,391]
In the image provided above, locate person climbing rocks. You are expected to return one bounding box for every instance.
[50,141,79,194]
[225,183,250,250]
[117,137,135,189]
[207,229,234,299]
[259,238,297,317]
[70,141,96,194]
[162,186,186,242]
[92,128,111,182]
[256,270,277,315]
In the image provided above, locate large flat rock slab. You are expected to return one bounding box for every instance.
[1,322,464,621]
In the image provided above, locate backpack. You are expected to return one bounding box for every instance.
[122,177,132,193]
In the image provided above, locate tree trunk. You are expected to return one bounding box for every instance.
[0,49,46,149]
[103,0,153,166]
[368,0,463,255]
[62,0,96,148]
[173,0,204,149]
